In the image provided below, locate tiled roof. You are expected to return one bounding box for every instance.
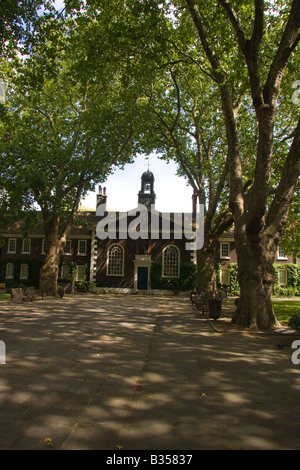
[0,211,97,237]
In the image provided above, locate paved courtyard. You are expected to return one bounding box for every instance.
[0,293,300,450]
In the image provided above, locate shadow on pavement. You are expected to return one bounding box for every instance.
[0,294,300,450]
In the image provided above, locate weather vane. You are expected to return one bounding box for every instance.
[145,156,150,171]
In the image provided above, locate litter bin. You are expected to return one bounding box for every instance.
[208,298,222,320]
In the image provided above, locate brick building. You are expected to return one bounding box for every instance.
[0,170,298,292]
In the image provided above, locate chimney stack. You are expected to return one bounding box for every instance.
[97,185,107,210]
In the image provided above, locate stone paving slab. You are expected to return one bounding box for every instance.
[0,294,300,450]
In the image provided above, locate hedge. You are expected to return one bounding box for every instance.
[150,262,197,294]
[0,259,90,291]
[273,264,300,297]
[0,259,43,288]
[217,263,300,297]
[59,261,92,292]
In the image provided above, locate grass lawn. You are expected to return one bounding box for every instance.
[0,293,10,301]
[272,300,300,324]
[215,298,300,326]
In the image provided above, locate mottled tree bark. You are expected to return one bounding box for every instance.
[39,184,83,296]
[185,0,300,330]
[232,227,281,330]
[39,213,66,297]
[196,244,218,297]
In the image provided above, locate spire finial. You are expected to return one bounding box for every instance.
[145,156,150,171]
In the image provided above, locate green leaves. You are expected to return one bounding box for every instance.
[0,5,147,226]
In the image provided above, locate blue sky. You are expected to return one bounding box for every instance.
[82,154,194,213]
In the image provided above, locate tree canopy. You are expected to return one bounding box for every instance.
[0,6,150,294]
[0,0,299,322]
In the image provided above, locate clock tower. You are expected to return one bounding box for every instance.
[138,170,156,208]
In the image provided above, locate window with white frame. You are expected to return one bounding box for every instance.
[5,263,14,279]
[63,240,71,254]
[220,242,230,259]
[162,245,180,278]
[278,268,288,286]
[78,240,87,255]
[76,265,86,282]
[221,267,230,285]
[7,238,17,254]
[107,244,124,276]
[277,246,287,260]
[61,264,71,280]
[22,239,31,254]
[42,239,47,254]
[20,264,29,280]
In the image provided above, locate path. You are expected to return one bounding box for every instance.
[0,294,300,450]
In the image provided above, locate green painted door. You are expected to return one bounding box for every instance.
[137,267,148,290]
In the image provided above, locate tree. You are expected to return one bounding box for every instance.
[0,0,49,56]
[182,0,300,329]
[125,1,261,297]
[0,12,142,295]
[139,61,234,295]
[280,190,300,256]
[0,0,47,234]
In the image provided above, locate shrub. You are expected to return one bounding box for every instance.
[75,280,95,292]
[0,259,43,288]
[288,314,300,331]
[273,264,300,297]
[228,263,239,296]
[273,286,299,298]
[216,263,300,298]
[150,262,197,294]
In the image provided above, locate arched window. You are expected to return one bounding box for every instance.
[162,245,180,278]
[107,244,124,276]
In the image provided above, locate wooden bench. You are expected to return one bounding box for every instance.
[190,291,222,318]
[10,288,24,303]
[28,287,43,300]
[190,291,209,314]
[10,287,43,303]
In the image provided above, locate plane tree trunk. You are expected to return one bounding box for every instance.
[196,212,233,297]
[39,213,66,297]
[196,244,218,297]
[185,0,300,330]
[232,227,281,330]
